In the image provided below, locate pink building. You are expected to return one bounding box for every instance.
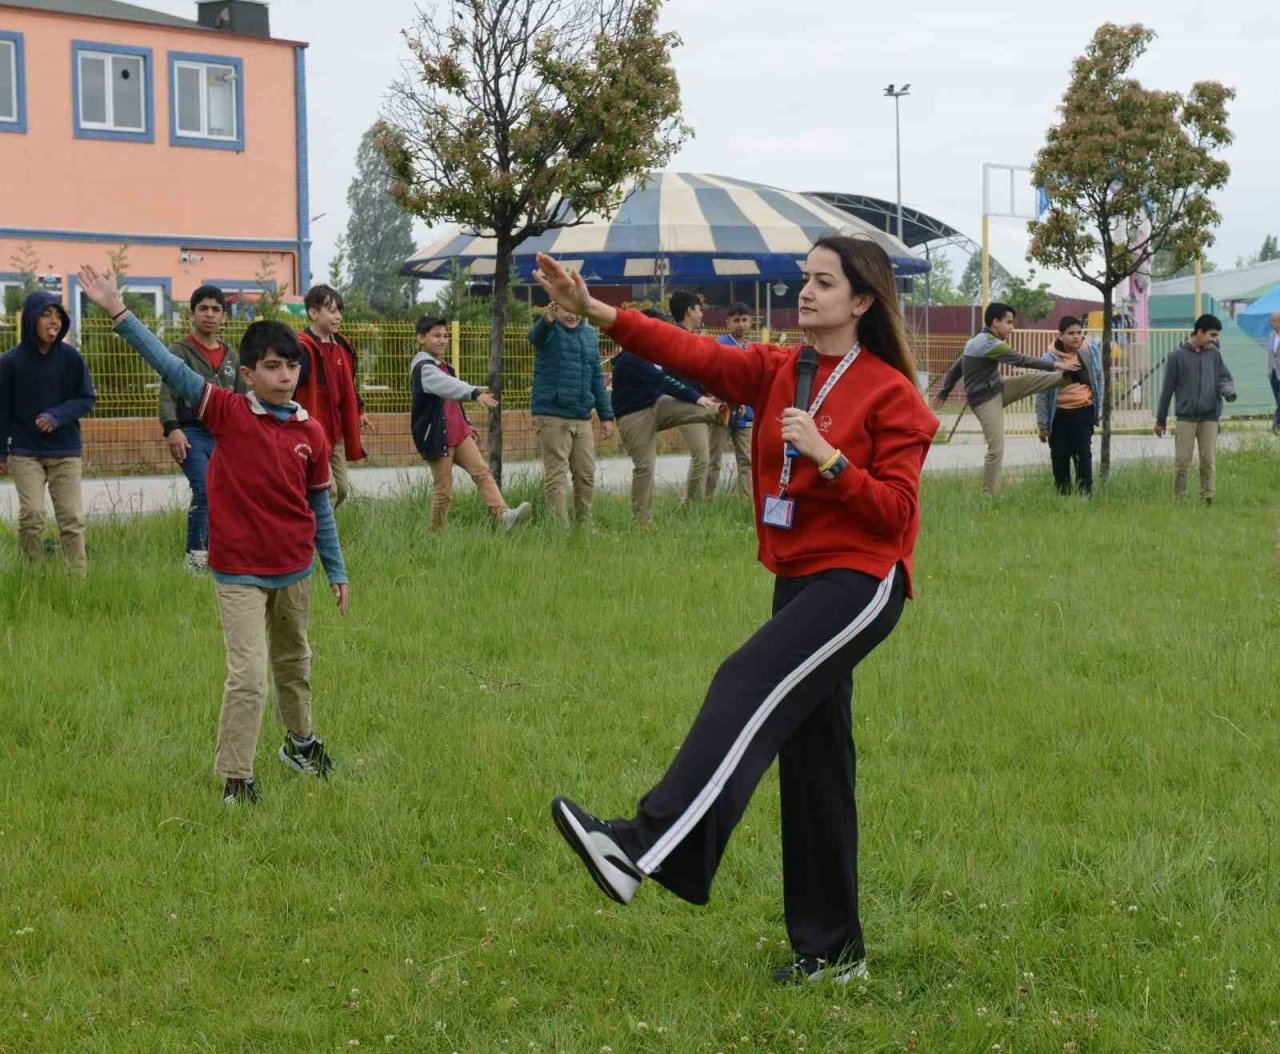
[0,0,310,327]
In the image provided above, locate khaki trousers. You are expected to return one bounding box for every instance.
[616,396,720,523]
[678,422,712,502]
[427,436,508,530]
[9,455,87,574]
[214,578,314,779]
[534,415,596,526]
[1174,419,1218,500]
[707,421,753,499]
[329,446,350,508]
[971,372,1065,494]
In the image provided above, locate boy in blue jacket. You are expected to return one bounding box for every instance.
[0,291,97,573]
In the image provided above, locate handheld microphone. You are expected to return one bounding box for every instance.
[786,347,820,458]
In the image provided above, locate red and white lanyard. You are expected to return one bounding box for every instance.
[777,344,860,494]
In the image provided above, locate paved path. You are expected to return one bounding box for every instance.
[0,430,1254,523]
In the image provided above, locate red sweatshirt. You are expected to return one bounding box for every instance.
[608,309,939,593]
[295,329,365,462]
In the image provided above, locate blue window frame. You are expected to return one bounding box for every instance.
[168,51,244,151]
[0,31,27,133]
[72,40,154,143]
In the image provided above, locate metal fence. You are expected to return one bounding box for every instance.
[927,327,1191,435]
[28,316,1192,473]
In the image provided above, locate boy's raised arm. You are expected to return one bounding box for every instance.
[77,265,205,406]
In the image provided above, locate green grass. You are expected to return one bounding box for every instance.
[2,449,1278,1053]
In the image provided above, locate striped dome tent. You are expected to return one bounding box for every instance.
[403,171,930,283]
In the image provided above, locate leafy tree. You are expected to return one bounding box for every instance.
[1151,248,1216,281]
[426,263,533,328]
[1028,23,1232,480]
[375,0,688,482]
[959,252,1012,303]
[345,126,418,312]
[1001,270,1056,322]
[1234,234,1279,269]
[328,233,350,293]
[4,242,41,316]
[901,253,967,307]
[251,255,289,322]
[84,244,164,318]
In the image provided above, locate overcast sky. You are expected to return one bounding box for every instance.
[148,0,1271,290]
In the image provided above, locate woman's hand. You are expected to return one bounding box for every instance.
[780,408,836,465]
[76,264,127,317]
[532,253,616,328]
[477,392,499,409]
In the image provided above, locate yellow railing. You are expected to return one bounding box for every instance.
[74,315,640,419]
[56,317,1200,471]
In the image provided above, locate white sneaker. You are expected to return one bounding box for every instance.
[185,550,209,573]
[500,502,533,533]
[551,796,642,904]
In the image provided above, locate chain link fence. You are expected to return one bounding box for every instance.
[27,315,1193,474]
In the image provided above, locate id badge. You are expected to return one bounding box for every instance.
[762,494,796,529]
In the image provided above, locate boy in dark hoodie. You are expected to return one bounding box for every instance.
[0,291,97,573]
[158,284,245,571]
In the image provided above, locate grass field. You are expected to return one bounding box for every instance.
[1,448,1278,1053]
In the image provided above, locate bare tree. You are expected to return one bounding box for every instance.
[376,0,688,481]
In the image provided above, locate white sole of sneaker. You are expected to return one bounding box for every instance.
[552,799,640,905]
[278,746,326,777]
[813,961,869,985]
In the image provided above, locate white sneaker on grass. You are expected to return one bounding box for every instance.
[551,796,642,905]
[500,502,533,533]
[771,954,869,985]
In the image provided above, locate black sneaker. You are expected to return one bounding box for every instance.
[223,777,260,805]
[771,954,869,986]
[278,735,333,779]
[551,796,642,905]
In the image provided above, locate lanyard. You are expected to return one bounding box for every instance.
[778,344,860,493]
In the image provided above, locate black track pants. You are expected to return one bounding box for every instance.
[1049,406,1094,495]
[611,564,906,960]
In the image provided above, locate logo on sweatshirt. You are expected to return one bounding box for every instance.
[293,442,313,461]
[817,413,833,433]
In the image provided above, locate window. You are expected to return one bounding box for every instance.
[72,41,153,142]
[77,281,166,321]
[169,52,244,151]
[0,32,26,133]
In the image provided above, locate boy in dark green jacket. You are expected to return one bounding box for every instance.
[528,303,614,526]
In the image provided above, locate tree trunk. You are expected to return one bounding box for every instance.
[1099,285,1114,481]
[487,239,513,487]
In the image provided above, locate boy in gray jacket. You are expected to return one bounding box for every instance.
[934,302,1065,494]
[158,285,244,570]
[1154,314,1236,502]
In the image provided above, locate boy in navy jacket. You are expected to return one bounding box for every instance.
[0,290,97,573]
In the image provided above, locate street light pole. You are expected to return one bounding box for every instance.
[884,83,911,242]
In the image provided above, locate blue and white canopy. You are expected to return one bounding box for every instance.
[403,171,930,283]
[1236,284,1280,347]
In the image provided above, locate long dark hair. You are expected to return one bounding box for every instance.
[811,234,918,384]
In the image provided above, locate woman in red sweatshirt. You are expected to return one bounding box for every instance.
[540,236,939,985]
